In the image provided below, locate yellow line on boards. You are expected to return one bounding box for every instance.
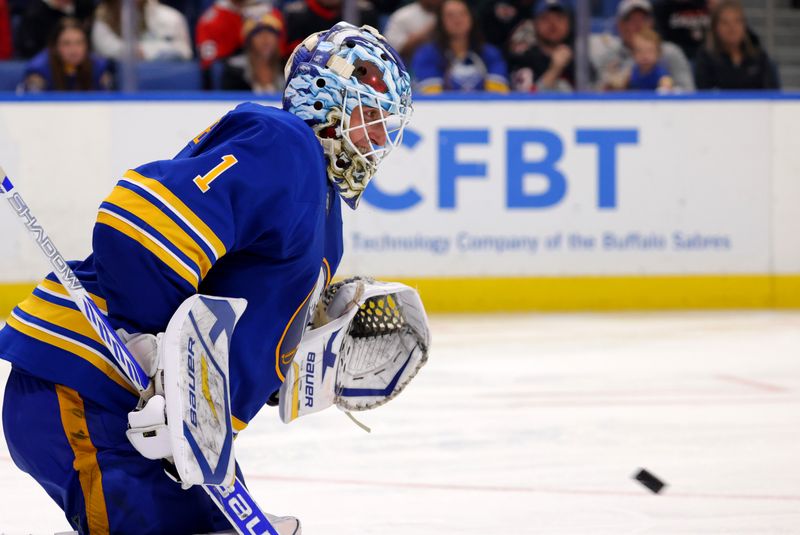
[1,275,799,318]
[0,283,37,318]
[383,275,800,312]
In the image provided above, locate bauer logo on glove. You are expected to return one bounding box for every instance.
[279,277,430,423]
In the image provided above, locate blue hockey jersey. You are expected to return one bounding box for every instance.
[0,103,343,431]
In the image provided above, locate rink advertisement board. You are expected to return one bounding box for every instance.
[0,94,798,311]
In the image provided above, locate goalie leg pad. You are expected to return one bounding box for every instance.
[161,294,247,488]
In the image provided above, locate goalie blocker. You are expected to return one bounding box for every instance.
[279,277,430,423]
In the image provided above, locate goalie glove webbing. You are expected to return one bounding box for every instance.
[279,277,430,421]
[330,278,429,412]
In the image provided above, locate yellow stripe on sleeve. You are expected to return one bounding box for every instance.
[104,185,214,279]
[17,294,105,347]
[232,415,248,432]
[123,170,227,260]
[55,385,111,534]
[7,314,136,395]
[39,278,108,314]
[322,258,332,287]
[96,210,199,289]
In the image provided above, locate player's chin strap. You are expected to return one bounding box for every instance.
[278,277,430,426]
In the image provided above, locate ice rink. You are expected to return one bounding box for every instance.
[1,311,799,535]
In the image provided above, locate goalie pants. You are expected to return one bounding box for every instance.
[2,367,232,535]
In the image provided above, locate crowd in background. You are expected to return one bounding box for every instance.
[0,0,785,92]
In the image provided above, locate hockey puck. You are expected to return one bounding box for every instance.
[633,468,666,494]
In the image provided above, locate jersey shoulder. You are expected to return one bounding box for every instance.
[225,103,321,157]
[186,103,327,203]
[114,104,328,257]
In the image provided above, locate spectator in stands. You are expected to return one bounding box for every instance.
[20,17,113,91]
[92,0,193,61]
[412,0,509,93]
[652,0,709,62]
[219,11,284,92]
[371,0,403,19]
[590,0,694,91]
[0,0,11,59]
[196,0,280,71]
[654,0,762,61]
[507,0,575,92]
[628,28,674,90]
[693,0,779,89]
[283,0,379,54]
[383,0,441,64]
[477,0,536,51]
[14,0,94,59]
[707,0,762,47]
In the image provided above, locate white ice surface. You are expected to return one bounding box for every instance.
[1,311,799,534]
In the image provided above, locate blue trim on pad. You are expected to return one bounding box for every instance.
[339,348,415,398]
[184,309,234,486]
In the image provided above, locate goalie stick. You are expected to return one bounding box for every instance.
[0,167,278,535]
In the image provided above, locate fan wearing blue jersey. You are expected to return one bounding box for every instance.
[0,23,412,535]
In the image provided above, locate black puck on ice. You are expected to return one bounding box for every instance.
[633,468,666,494]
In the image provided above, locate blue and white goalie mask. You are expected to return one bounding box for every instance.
[283,23,413,209]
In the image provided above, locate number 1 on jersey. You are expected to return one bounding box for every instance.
[194,155,238,193]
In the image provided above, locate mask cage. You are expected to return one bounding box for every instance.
[339,85,412,174]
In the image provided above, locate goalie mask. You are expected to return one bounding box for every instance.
[283,22,413,209]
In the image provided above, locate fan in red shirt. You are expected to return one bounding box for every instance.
[0,0,13,59]
[196,0,284,69]
[284,0,380,53]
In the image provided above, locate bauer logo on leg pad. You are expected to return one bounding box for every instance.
[163,294,247,487]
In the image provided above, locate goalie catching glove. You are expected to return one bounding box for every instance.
[279,277,430,423]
